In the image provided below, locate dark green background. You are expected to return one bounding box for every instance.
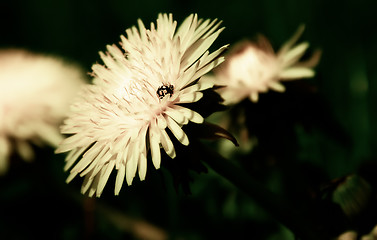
[1,0,377,239]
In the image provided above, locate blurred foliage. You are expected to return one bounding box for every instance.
[1,0,377,239]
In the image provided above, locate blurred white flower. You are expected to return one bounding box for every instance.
[336,231,357,240]
[211,25,320,104]
[56,13,227,197]
[361,225,377,240]
[335,225,377,240]
[0,49,86,174]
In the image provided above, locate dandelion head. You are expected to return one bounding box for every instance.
[0,49,86,174]
[56,13,228,197]
[213,25,320,105]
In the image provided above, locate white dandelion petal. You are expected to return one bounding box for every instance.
[138,152,147,181]
[175,61,200,90]
[166,116,189,146]
[16,140,34,162]
[69,142,102,172]
[278,24,306,56]
[57,13,226,197]
[180,82,203,94]
[280,42,309,67]
[149,122,162,169]
[165,107,188,125]
[35,122,64,147]
[0,137,11,174]
[87,174,99,197]
[79,148,110,177]
[192,55,226,81]
[195,74,216,90]
[96,160,115,197]
[280,67,315,79]
[199,45,228,69]
[156,114,168,129]
[56,134,91,153]
[249,91,259,103]
[175,14,197,49]
[160,129,176,159]
[67,171,79,184]
[179,91,204,103]
[64,146,89,171]
[213,25,319,105]
[113,135,132,161]
[136,125,148,181]
[181,28,225,70]
[89,150,113,178]
[174,105,204,124]
[125,143,139,186]
[268,81,286,92]
[115,164,126,195]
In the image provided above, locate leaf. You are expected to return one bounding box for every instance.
[332,174,372,218]
[185,121,239,146]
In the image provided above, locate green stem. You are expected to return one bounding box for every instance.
[199,143,324,240]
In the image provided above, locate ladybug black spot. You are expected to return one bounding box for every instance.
[157,84,174,99]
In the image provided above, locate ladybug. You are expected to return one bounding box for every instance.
[157,84,174,99]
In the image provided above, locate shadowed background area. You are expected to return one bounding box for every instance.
[1,0,377,239]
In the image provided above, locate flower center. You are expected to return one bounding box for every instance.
[156,84,174,99]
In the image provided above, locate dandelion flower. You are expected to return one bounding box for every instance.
[56,13,227,197]
[212,25,320,104]
[0,49,86,174]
